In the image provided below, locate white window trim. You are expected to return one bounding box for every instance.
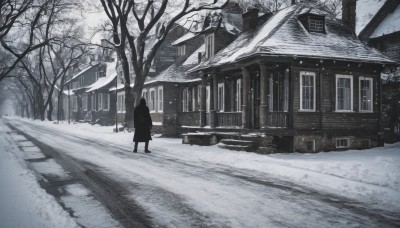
[117,92,126,113]
[91,94,96,111]
[336,137,350,148]
[218,83,224,112]
[359,77,373,112]
[299,71,316,112]
[103,93,110,111]
[183,88,189,112]
[335,74,353,112]
[178,45,186,56]
[236,79,242,112]
[97,93,102,111]
[158,86,163,113]
[149,88,156,113]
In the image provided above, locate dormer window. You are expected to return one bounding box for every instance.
[178,45,186,56]
[309,18,324,32]
[298,12,326,33]
[205,33,215,59]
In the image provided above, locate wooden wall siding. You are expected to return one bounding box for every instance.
[82,67,98,87]
[214,29,236,55]
[217,112,242,127]
[178,111,200,126]
[370,32,400,62]
[290,61,381,131]
[154,26,186,73]
[267,112,289,128]
[322,113,379,129]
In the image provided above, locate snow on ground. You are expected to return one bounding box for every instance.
[7,117,400,214]
[0,121,79,228]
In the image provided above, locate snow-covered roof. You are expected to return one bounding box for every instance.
[190,3,395,72]
[183,44,205,66]
[356,0,386,35]
[87,60,117,92]
[171,32,197,46]
[65,66,94,84]
[370,3,400,38]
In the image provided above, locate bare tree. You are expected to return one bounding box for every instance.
[98,0,229,125]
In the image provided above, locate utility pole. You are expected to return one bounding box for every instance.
[68,83,70,124]
[115,75,118,132]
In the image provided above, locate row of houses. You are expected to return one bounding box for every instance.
[60,0,399,152]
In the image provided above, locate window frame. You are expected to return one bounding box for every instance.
[183,88,189,112]
[102,93,110,111]
[335,74,353,112]
[73,96,78,112]
[359,77,373,112]
[206,86,210,113]
[149,88,156,113]
[336,138,350,149]
[82,95,88,111]
[309,18,324,32]
[158,86,163,113]
[299,71,316,112]
[178,44,186,56]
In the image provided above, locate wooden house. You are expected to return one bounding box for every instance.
[350,0,400,142]
[182,1,396,152]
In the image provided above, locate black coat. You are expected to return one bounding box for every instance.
[133,103,153,142]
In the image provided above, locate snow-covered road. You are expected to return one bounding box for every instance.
[2,117,400,228]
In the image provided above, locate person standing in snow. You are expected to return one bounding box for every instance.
[133,98,153,153]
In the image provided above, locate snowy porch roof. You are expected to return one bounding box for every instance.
[190,3,395,73]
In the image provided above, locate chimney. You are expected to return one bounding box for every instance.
[342,0,356,33]
[242,8,259,32]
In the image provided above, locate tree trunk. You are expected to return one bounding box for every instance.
[47,99,53,121]
[124,86,135,127]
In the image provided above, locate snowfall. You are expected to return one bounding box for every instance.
[0,116,399,227]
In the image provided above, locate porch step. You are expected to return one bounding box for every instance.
[219,139,253,146]
[218,139,256,151]
[218,144,252,151]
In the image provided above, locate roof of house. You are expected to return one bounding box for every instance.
[171,32,197,46]
[145,44,205,85]
[356,0,387,35]
[190,2,395,72]
[370,3,400,38]
[87,60,117,92]
[65,65,94,84]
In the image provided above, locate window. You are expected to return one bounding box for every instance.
[102,93,109,111]
[206,86,210,112]
[236,79,242,112]
[300,72,316,111]
[117,92,125,113]
[205,33,215,59]
[149,88,155,112]
[91,94,96,111]
[336,75,353,112]
[309,18,324,32]
[192,87,197,111]
[97,93,102,111]
[268,71,289,112]
[218,83,224,112]
[178,45,186,56]
[73,96,78,112]
[183,88,189,112]
[82,95,88,111]
[158,86,163,113]
[359,77,373,112]
[336,138,350,148]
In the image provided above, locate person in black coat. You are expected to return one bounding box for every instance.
[133,98,153,153]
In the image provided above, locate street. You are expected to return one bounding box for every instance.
[2,117,400,228]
